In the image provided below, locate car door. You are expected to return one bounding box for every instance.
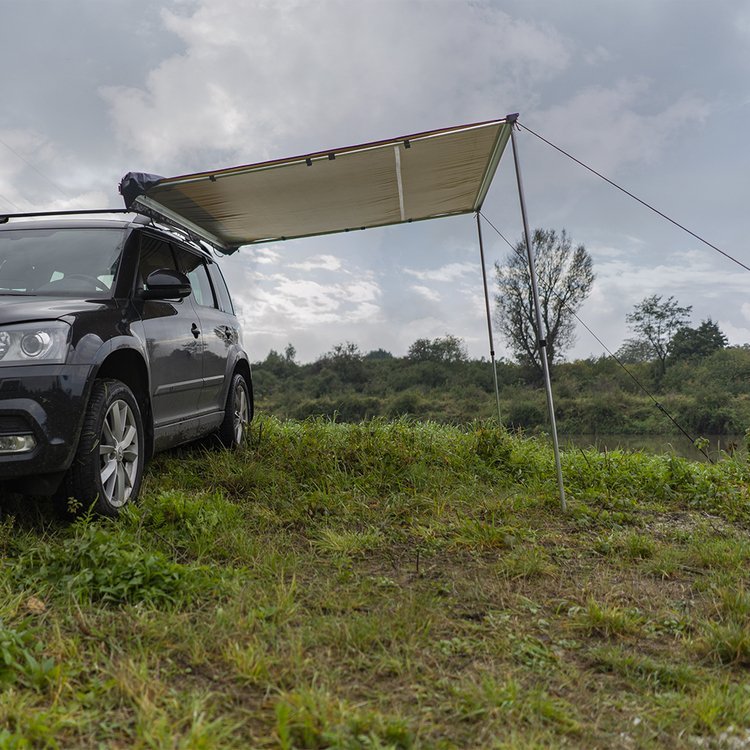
[136,233,204,426]
[174,246,233,414]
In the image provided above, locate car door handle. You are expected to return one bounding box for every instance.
[191,323,200,339]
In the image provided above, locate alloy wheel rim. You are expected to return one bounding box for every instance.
[99,399,139,507]
[233,382,249,444]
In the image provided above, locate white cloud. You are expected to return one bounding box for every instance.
[289,254,343,272]
[230,268,385,360]
[404,261,477,283]
[589,243,625,259]
[717,319,750,347]
[594,252,748,303]
[344,280,380,303]
[250,247,282,265]
[236,273,381,330]
[411,285,441,302]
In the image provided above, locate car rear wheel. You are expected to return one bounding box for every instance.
[64,378,145,516]
[217,373,251,448]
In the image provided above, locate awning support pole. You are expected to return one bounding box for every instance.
[508,118,567,512]
[476,213,502,423]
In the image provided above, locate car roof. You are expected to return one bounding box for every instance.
[0,211,213,259]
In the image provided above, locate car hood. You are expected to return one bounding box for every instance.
[0,296,110,326]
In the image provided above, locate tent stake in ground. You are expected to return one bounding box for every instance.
[508,115,566,512]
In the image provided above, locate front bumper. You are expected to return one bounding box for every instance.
[0,364,93,484]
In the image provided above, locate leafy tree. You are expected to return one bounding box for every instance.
[318,341,366,387]
[364,348,393,360]
[494,228,594,377]
[669,319,728,361]
[625,295,692,375]
[407,338,432,361]
[327,341,363,361]
[407,334,468,363]
[261,348,295,377]
[258,342,298,379]
[615,337,655,364]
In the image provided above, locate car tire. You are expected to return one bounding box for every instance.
[217,373,251,449]
[64,378,145,517]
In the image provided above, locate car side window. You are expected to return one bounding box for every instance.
[208,264,235,314]
[138,234,176,291]
[174,246,216,309]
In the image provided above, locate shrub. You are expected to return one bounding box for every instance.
[293,395,382,422]
[0,620,58,690]
[387,391,426,418]
[678,391,738,434]
[506,400,545,429]
[13,521,205,606]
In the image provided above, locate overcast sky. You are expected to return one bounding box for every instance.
[1,0,749,362]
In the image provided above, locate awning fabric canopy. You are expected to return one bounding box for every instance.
[120,117,514,254]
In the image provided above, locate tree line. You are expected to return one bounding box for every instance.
[253,334,750,435]
[253,227,743,434]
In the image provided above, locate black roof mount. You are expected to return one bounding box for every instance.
[119,172,238,255]
[129,199,228,256]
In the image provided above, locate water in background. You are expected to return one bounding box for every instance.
[561,434,745,462]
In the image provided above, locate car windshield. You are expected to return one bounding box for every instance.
[0,227,127,297]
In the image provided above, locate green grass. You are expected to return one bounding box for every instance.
[2,414,750,747]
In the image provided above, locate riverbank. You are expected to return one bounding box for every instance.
[561,433,746,462]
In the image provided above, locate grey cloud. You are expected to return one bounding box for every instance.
[2,0,748,361]
[99,0,572,170]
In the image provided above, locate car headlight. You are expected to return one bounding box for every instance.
[0,321,70,365]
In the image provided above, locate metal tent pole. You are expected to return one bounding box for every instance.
[508,117,567,512]
[476,213,503,423]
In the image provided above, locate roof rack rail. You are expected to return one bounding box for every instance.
[0,205,225,256]
[130,201,227,255]
[0,208,129,224]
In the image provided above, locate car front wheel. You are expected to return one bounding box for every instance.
[64,378,145,516]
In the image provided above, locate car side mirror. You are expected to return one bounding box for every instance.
[142,269,192,300]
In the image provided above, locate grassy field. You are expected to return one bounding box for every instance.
[2,416,750,748]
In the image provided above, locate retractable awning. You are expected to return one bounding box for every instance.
[120,117,514,254]
[119,113,568,509]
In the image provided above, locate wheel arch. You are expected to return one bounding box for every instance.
[95,349,154,459]
[233,357,254,420]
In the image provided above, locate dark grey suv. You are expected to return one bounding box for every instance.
[0,210,252,515]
